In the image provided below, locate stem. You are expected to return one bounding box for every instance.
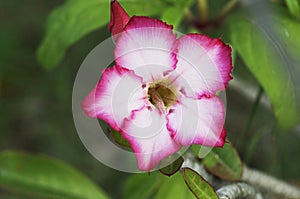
[183,7,195,25]
[217,0,239,20]
[244,86,264,135]
[244,125,271,164]
[242,165,300,199]
[0,73,2,103]
[187,152,300,198]
[197,0,209,24]
[183,155,264,198]
[238,86,263,149]
[217,183,264,199]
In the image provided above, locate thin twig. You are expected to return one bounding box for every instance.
[217,182,264,199]
[183,7,194,25]
[243,86,264,135]
[242,165,300,199]
[217,0,239,20]
[197,0,209,24]
[238,86,263,150]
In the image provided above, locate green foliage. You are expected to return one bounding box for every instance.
[37,0,168,69]
[155,171,195,199]
[124,172,160,199]
[0,151,109,199]
[160,0,194,30]
[5,0,300,198]
[182,168,218,199]
[285,0,300,19]
[37,0,109,69]
[110,128,131,148]
[124,171,196,199]
[159,155,184,177]
[161,7,185,30]
[198,142,243,181]
[227,5,300,130]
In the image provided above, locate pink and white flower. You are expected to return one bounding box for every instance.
[82,0,233,171]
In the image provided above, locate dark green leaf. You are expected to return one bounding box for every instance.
[201,142,243,181]
[159,155,184,177]
[38,0,168,69]
[285,0,300,19]
[182,168,218,199]
[227,5,300,129]
[0,151,109,199]
[110,128,131,148]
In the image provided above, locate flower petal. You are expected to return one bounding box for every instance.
[168,34,233,98]
[81,86,98,118]
[109,0,130,41]
[122,107,181,171]
[81,66,147,131]
[115,16,177,83]
[167,96,226,147]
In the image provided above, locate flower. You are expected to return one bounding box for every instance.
[82,0,233,171]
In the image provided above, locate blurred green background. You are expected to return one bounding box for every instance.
[0,1,129,198]
[0,0,300,198]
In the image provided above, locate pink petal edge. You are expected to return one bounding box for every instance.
[166,96,226,147]
[81,65,147,131]
[121,107,181,171]
[168,33,233,99]
[115,16,177,83]
[81,86,98,118]
[187,33,233,87]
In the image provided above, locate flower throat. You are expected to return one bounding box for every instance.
[147,83,177,113]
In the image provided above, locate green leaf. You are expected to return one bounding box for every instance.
[125,171,195,199]
[191,145,213,159]
[227,5,300,129]
[285,0,300,19]
[160,0,193,30]
[159,155,184,177]
[110,128,131,148]
[0,151,109,199]
[37,0,168,69]
[161,7,184,30]
[124,172,160,199]
[37,0,109,69]
[182,168,218,199]
[155,171,195,199]
[201,142,243,181]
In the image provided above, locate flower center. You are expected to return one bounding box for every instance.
[147,81,177,113]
